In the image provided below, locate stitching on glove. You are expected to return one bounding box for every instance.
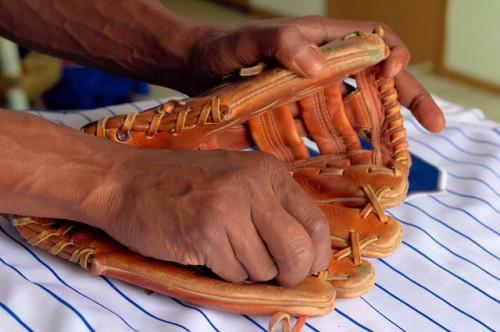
[313,91,345,152]
[95,96,226,138]
[11,216,96,270]
[377,76,409,165]
[360,184,389,222]
[330,232,378,269]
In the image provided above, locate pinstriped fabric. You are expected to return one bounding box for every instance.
[0,95,498,331]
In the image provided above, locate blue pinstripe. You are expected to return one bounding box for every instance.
[305,322,320,332]
[74,111,93,122]
[447,172,500,198]
[32,111,65,126]
[402,241,498,303]
[403,201,499,260]
[445,126,500,148]
[242,315,266,331]
[0,256,94,331]
[17,104,498,331]
[102,277,190,331]
[379,259,494,331]
[360,297,405,331]
[387,211,499,282]
[428,195,499,235]
[408,137,500,179]
[446,188,500,215]
[375,284,450,331]
[334,308,371,331]
[105,107,117,116]
[407,118,500,161]
[0,302,33,332]
[130,102,143,112]
[0,224,137,331]
[170,298,219,332]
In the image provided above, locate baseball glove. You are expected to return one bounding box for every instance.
[5,214,333,332]
[8,29,404,331]
[82,28,410,298]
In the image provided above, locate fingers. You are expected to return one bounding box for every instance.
[251,204,315,286]
[205,233,249,283]
[227,220,279,282]
[278,177,331,275]
[290,17,411,78]
[395,70,445,132]
[295,16,442,132]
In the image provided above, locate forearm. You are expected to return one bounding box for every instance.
[0,109,122,225]
[0,0,209,92]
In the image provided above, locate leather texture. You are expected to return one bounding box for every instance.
[82,30,411,299]
[9,29,410,331]
[6,215,334,317]
[83,32,389,150]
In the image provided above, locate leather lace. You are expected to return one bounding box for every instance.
[95,96,224,138]
[11,217,95,270]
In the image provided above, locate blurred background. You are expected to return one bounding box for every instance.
[1,0,498,121]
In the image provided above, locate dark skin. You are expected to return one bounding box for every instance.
[0,0,444,286]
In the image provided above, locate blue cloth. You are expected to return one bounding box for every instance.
[43,67,149,109]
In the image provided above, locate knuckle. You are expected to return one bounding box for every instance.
[224,168,256,195]
[254,152,287,174]
[197,209,226,241]
[274,25,302,50]
[203,196,230,218]
[303,202,328,225]
[306,208,329,234]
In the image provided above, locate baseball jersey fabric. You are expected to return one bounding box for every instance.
[0,95,498,331]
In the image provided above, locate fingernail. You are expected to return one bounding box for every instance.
[294,46,325,77]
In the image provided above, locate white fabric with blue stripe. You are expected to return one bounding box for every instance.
[0,95,498,332]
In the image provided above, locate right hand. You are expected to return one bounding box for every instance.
[188,17,445,133]
[92,148,331,286]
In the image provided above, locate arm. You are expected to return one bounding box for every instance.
[0,0,207,92]
[0,1,444,131]
[0,110,331,286]
[0,109,114,221]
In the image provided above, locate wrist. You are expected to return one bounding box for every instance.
[77,143,137,230]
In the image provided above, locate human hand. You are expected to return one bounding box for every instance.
[93,148,331,286]
[189,17,445,132]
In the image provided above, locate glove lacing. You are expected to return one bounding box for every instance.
[11,216,96,270]
[95,96,225,140]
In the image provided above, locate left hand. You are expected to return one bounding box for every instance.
[189,16,445,132]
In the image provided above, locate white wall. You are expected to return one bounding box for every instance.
[445,0,500,85]
[249,0,326,17]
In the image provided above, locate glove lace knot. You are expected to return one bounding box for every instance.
[360,184,389,222]
[331,231,378,269]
